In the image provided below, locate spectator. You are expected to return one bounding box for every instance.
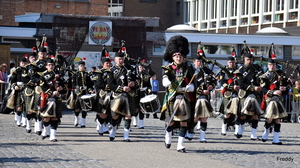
[150,75,159,95]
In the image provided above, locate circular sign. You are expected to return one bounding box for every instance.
[89,22,112,44]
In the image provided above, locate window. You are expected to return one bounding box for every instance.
[252,0,259,14]
[289,12,298,20]
[276,0,285,11]
[193,0,198,21]
[184,1,190,22]
[241,0,249,15]
[221,0,228,18]
[264,15,271,23]
[211,0,217,19]
[264,0,272,12]
[153,42,166,55]
[202,0,208,20]
[176,2,180,16]
[252,16,259,24]
[231,0,237,16]
[241,18,248,25]
[292,46,300,57]
[289,0,299,9]
[249,45,283,57]
[275,14,284,21]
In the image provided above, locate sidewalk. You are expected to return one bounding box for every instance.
[0,110,299,168]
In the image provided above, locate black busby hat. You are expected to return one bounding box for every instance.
[91,66,96,70]
[38,47,47,53]
[164,35,189,63]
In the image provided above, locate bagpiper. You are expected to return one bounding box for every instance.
[39,59,68,141]
[106,51,137,142]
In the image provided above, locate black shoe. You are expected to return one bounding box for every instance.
[22,125,26,128]
[75,124,78,127]
[133,125,137,127]
[165,142,171,149]
[36,131,42,135]
[138,127,144,129]
[109,137,115,141]
[185,137,193,141]
[99,133,103,136]
[235,134,242,139]
[200,140,207,143]
[177,148,186,153]
[153,114,159,119]
[104,131,109,134]
[251,137,260,140]
[221,133,226,136]
[50,139,57,142]
[272,142,283,145]
[146,114,150,118]
[81,125,86,128]
[26,129,31,133]
[17,125,21,127]
[42,135,50,140]
[262,138,267,142]
[123,139,131,142]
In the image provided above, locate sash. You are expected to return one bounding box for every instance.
[161,70,188,113]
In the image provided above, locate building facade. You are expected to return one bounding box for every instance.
[183,0,300,34]
[0,0,108,26]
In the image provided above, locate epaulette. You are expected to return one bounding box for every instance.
[233,66,243,74]
[30,60,38,66]
[161,65,171,70]
[38,70,47,76]
[259,73,268,79]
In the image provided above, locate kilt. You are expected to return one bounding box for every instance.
[223,96,240,115]
[194,96,213,118]
[14,90,24,108]
[99,90,112,114]
[162,93,191,122]
[23,87,37,113]
[240,94,263,116]
[264,96,287,119]
[40,97,62,118]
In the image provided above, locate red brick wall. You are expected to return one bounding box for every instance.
[0,0,108,26]
[124,0,181,31]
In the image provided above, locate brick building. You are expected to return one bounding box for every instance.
[0,0,108,26]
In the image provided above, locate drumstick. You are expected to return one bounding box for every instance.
[164,68,199,133]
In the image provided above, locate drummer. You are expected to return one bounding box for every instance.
[72,60,94,127]
[132,61,153,129]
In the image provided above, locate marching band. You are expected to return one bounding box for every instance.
[3,35,300,153]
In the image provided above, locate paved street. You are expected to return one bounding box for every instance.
[1,109,299,168]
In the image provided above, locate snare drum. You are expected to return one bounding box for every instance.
[80,94,96,111]
[139,94,161,114]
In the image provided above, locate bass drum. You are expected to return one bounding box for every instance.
[139,94,161,114]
